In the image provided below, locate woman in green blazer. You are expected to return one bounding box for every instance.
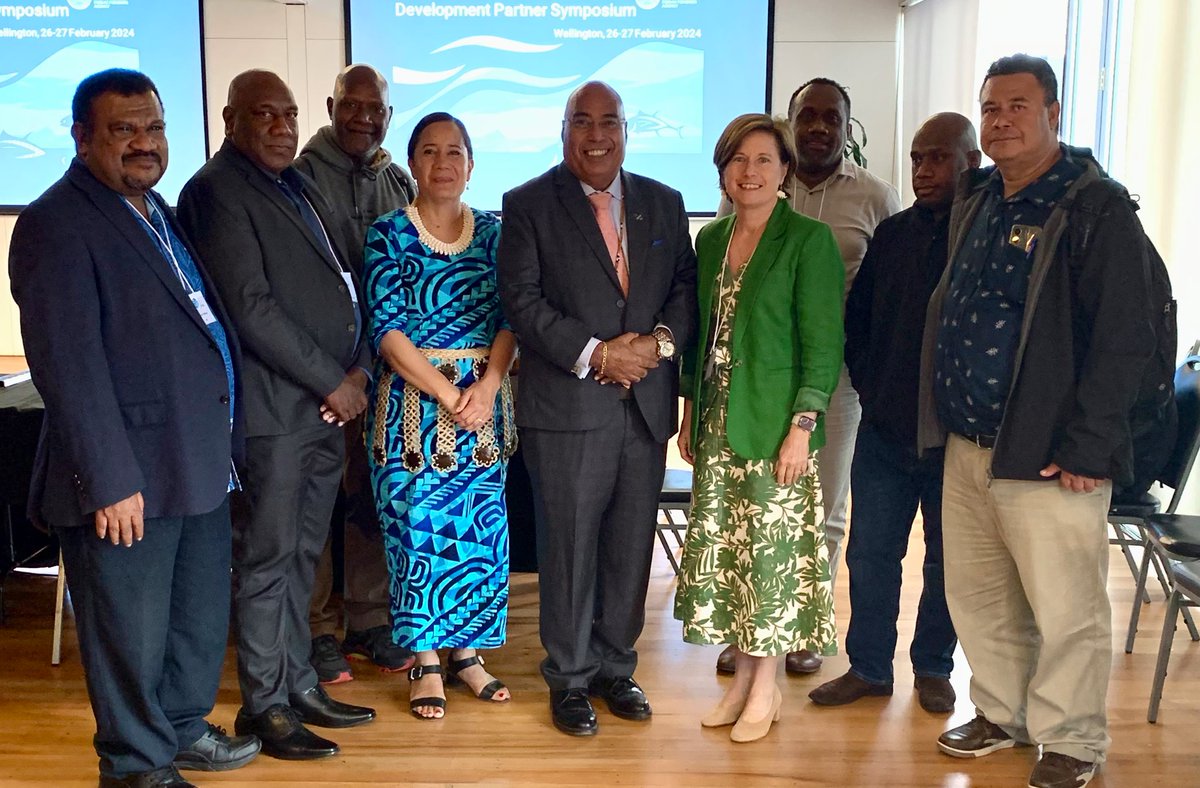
[674,114,845,742]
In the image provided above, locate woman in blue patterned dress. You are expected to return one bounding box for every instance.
[363,113,516,720]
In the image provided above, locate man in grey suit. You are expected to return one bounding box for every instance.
[499,81,697,736]
[177,70,375,761]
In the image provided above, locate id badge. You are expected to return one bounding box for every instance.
[1008,224,1041,255]
[189,291,218,325]
[341,271,359,305]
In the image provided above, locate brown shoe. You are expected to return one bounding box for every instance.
[785,649,822,675]
[808,671,892,706]
[715,645,737,675]
[914,675,956,714]
[937,715,1017,758]
[1028,752,1098,788]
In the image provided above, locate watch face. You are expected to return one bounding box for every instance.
[660,339,675,357]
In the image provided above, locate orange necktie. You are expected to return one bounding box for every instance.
[588,190,629,295]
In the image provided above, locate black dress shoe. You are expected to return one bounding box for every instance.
[588,675,652,721]
[174,722,261,772]
[99,766,195,787]
[288,684,376,728]
[808,671,893,706]
[234,704,339,761]
[785,649,823,674]
[715,645,737,675]
[914,675,956,714]
[550,688,598,736]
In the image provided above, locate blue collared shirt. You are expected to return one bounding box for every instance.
[934,154,1083,437]
[126,197,238,489]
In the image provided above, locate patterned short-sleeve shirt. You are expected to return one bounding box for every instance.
[935,154,1083,437]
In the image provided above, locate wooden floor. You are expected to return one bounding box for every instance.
[2,534,1199,787]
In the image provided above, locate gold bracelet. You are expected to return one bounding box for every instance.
[598,342,609,378]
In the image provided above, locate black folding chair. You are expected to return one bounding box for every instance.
[1121,348,1200,652]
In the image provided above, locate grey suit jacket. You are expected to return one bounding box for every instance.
[9,159,243,527]
[498,164,697,443]
[177,140,369,438]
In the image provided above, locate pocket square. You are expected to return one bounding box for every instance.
[651,238,665,247]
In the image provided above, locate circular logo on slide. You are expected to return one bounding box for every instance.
[67,0,93,9]
[635,0,660,9]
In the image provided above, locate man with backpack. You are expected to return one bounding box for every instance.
[917,54,1167,788]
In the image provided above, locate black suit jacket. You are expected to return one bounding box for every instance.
[8,159,243,528]
[499,164,697,443]
[177,140,370,438]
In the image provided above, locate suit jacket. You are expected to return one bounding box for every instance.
[681,198,845,459]
[8,159,243,528]
[177,140,370,438]
[498,164,697,443]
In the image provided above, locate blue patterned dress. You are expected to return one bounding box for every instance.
[363,206,512,652]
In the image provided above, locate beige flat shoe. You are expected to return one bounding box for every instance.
[730,686,782,743]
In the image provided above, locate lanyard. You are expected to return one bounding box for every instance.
[125,199,195,294]
[300,192,348,275]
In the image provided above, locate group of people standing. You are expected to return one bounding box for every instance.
[9,48,1157,788]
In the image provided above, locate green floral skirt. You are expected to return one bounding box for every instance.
[674,373,836,657]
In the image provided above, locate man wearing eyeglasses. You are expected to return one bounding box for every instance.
[499,81,697,736]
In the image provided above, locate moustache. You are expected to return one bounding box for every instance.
[123,152,162,165]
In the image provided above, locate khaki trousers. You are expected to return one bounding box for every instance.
[942,435,1112,764]
[818,364,861,589]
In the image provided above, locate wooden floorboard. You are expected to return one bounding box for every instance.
[2,533,1199,786]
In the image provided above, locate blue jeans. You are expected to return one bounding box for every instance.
[845,423,955,684]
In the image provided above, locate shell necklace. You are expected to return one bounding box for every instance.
[406,201,474,256]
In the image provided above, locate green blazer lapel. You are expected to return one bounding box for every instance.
[695,214,734,364]
[730,198,792,356]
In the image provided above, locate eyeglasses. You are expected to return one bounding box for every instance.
[564,117,626,132]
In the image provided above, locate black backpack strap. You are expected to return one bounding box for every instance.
[1061,177,1134,265]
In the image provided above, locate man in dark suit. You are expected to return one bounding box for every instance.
[9,68,260,787]
[499,81,697,736]
[177,70,375,761]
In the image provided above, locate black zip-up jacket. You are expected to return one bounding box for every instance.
[845,203,949,448]
[918,145,1156,485]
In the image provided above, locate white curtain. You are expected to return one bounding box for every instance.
[898,0,980,201]
[1120,0,1199,355]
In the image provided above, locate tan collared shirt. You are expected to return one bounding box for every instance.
[719,158,901,300]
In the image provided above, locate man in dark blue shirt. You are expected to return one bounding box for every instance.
[810,113,979,715]
[920,55,1157,788]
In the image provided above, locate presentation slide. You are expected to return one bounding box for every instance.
[348,0,771,213]
[0,0,205,208]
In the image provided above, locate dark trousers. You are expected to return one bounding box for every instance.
[522,401,666,691]
[58,497,232,779]
[309,414,391,636]
[845,423,956,684]
[232,423,343,712]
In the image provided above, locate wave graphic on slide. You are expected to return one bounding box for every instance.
[392,66,466,85]
[399,43,702,156]
[392,67,581,127]
[432,36,561,55]
[0,41,138,160]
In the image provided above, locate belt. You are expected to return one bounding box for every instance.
[960,433,997,449]
[371,347,516,473]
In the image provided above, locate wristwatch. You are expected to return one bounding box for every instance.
[651,328,676,360]
[791,413,817,432]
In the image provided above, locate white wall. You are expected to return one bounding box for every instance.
[0,0,902,356]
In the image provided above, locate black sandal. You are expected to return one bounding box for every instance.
[408,663,446,719]
[446,653,509,703]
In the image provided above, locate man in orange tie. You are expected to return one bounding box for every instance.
[499,81,697,736]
